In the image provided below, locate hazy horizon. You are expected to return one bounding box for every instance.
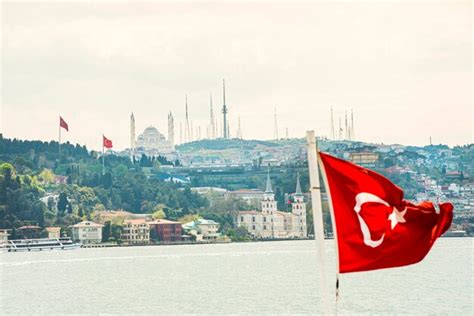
[1,1,472,151]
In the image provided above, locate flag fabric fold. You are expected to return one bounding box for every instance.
[59,116,69,131]
[319,152,453,273]
[103,135,113,149]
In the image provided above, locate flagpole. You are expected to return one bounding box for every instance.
[58,119,61,158]
[102,135,105,175]
[306,130,330,314]
[318,152,341,301]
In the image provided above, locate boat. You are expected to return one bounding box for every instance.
[2,237,81,252]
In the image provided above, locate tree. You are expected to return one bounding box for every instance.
[152,209,166,220]
[57,192,68,215]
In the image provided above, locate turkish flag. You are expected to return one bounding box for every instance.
[103,135,113,149]
[59,116,69,131]
[319,152,452,273]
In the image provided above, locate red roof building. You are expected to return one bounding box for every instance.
[148,219,182,242]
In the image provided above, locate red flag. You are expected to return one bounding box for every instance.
[319,152,452,273]
[59,116,69,131]
[103,135,113,149]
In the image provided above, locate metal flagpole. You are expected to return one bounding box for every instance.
[306,130,330,314]
[58,119,61,158]
[318,152,341,303]
[102,135,105,175]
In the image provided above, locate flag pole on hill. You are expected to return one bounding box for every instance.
[59,116,69,158]
[306,130,331,313]
[102,135,113,175]
[102,135,105,175]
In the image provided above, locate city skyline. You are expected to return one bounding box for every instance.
[2,1,472,150]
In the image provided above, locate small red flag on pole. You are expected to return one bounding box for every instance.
[103,135,113,149]
[59,116,69,131]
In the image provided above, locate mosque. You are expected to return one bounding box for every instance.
[130,113,177,160]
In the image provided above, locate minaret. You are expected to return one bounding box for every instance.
[130,112,136,156]
[285,127,289,140]
[222,79,228,139]
[180,122,183,145]
[330,107,335,140]
[351,108,355,141]
[184,95,191,143]
[190,121,194,142]
[274,107,279,140]
[168,112,174,148]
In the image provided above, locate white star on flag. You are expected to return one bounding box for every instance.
[388,207,407,230]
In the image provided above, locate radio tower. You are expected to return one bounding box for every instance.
[237,117,242,139]
[330,107,335,140]
[222,79,228,139]
[209,93,215,139]
[184,95,191,143]
[351,108,355,141]
[344,110,349,140]
[274,107,279,140]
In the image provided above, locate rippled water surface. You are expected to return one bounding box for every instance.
[1,238,472,315]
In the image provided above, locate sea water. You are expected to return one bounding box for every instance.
[1,238,472,315]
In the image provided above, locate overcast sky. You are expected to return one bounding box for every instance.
[1,0,472,150]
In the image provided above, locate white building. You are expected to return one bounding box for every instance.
[237,173,307,239]
[183,219,221,241]
[135,126,177,159]
[70,221,104,244]
[121,219,150,245]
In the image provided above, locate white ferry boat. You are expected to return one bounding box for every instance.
[2,237,81,252]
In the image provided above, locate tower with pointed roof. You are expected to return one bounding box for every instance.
[291,173,307,237]
[262,171,277,215]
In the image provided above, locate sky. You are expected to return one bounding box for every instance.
[1,0,472,150]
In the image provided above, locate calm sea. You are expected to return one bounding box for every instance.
[0,238,472,315]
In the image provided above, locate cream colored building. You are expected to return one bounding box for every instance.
[0,229,10,245]
[70,221,104,244]
[121,219,150,245]
[237,173,307,239]
[46,227,61,239]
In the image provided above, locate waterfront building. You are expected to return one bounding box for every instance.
[70,221,104,244]
[17,225,42,239]
[46,227,61,239]
[0,229,10,245]
[237,173,307,239]
[121,219,150,245]
[148,219,182,242]
[182,219,220,242]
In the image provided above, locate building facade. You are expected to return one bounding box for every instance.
[121,219,150,245]
[148,219,182,242]
[182,219,221,241]
[237,173,307,239]
[46,227,61,239]
[70,221,104,244]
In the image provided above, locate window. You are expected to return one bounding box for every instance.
[263,217,266,222]
[252,217,255,222]
[252,225,255,230]
[240,216,243,221]
[263,225,266,230]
